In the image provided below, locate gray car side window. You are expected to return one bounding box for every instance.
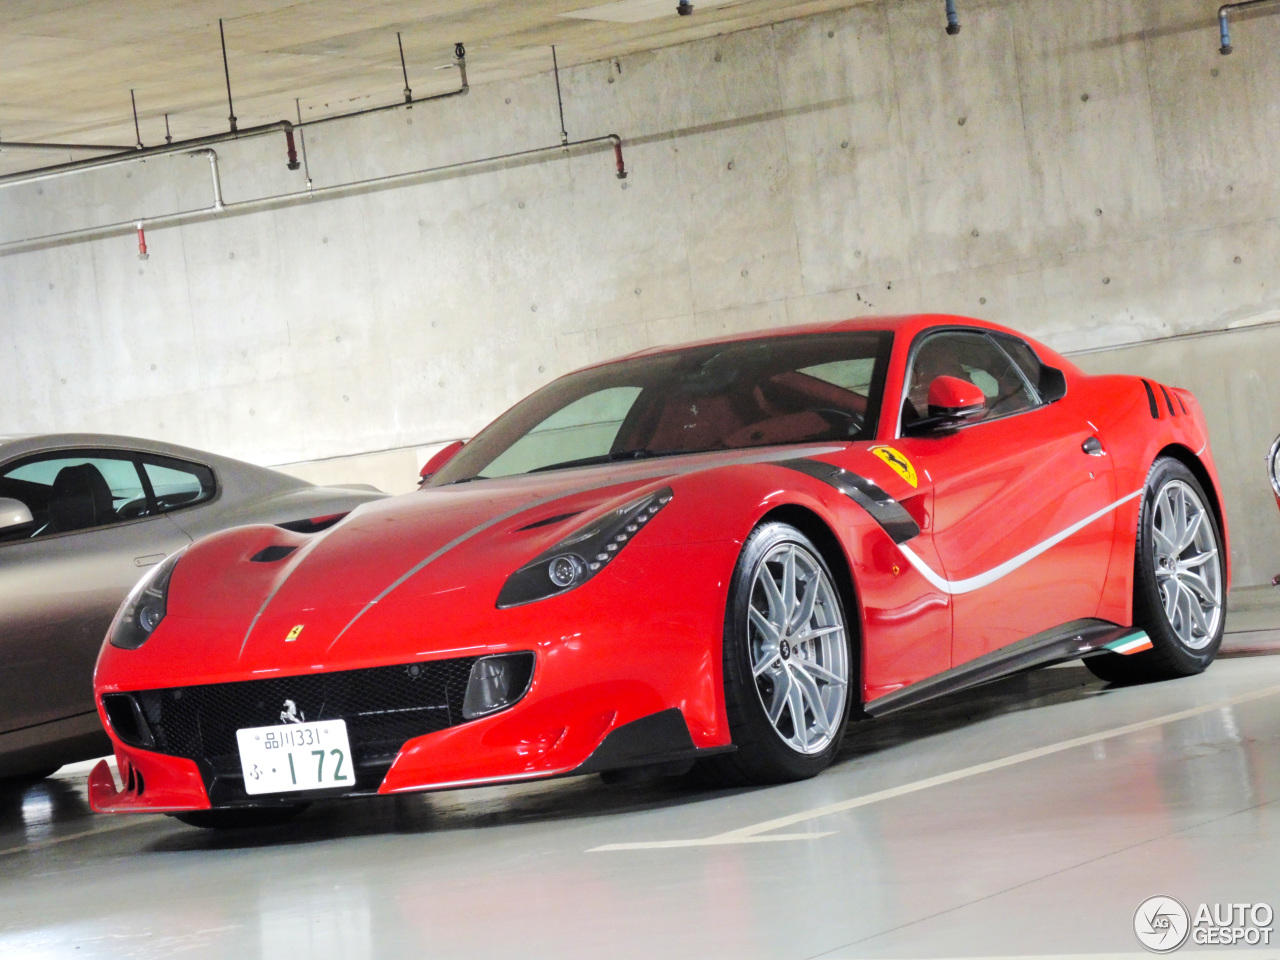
[141,457,216,513]
[0,452,151,542]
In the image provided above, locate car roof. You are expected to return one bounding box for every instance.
[0,433,219,462]
[599,313,1027,366]
[0,433,310,488]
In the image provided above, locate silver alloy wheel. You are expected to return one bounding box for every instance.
[747,542,849,755]
[1151,479,1223,650]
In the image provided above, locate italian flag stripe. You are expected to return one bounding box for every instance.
[1105,632,1153,656]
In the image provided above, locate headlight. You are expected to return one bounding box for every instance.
[1269,433,1280,497]
[108,549,185,650]
[496,487,672,608]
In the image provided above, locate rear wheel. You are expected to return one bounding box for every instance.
[701,522,854,786]
[1087,458,1225,684]
[170,804,310,830]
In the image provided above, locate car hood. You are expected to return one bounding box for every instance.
[158,442,888,672]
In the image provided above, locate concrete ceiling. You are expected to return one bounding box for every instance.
[0,0,867,166]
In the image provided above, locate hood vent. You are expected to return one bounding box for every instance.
[515,511,582,532]
[250,545,299,563]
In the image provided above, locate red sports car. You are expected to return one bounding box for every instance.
[90,315,1228,828]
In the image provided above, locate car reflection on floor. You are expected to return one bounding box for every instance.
[2,654,1279,960]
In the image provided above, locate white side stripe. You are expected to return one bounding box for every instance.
[896,489,1143,596]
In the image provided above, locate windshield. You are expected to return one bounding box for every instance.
[431,331,893,484]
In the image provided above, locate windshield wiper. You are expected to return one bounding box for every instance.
[526,449,659,474]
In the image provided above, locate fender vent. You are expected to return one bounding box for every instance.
[1140,380,1160,419]
[250,545,298,563]
[1158,383,1177,417]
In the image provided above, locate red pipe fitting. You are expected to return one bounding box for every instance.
[136,221,149,260]
[285,130,301,171]
[614,140,628,180]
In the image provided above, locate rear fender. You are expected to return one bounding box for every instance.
[1088,377,1228,625]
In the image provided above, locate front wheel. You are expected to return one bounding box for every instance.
[1087,458,1225,684]
[701,522,855,786]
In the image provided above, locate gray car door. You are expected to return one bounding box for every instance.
[0,452,193,734]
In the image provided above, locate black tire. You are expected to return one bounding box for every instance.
[1087,457,1225,684]
[698,522,855,786]
[170,803,310,830]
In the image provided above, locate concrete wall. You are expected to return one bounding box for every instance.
[3,0,1280,582]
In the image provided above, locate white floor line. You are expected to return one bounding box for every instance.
[591,831,833,851]
[589,682,1280,852]
[0,816,156,859]
[827,954,1251,960]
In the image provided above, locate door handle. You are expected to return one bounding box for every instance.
[1082,436,1105,457]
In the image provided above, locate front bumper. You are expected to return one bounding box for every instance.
[89,699,722,813]
[91,540,739,814]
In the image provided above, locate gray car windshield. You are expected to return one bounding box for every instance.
[431,331,893,484]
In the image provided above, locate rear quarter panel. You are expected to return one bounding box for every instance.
[1073,372,1228,625]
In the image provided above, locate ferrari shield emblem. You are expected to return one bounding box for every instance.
[285,624,304,642]
[870,446,918,488]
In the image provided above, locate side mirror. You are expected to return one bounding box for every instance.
[419,440,465,486]
[0,497,34,533]
[927,375,986,422]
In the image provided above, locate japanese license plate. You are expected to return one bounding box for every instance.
[236,719,353,795]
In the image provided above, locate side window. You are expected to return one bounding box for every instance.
[0,452,150,541]
[991,334,1044,389]
[903,331,1041,427]
[480,386,644,478]
[142,457,216,512]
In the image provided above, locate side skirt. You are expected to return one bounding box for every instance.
[864,619,1146,718]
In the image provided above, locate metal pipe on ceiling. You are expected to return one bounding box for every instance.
[0,140,135,153]
[293,43,468,131]
[1218,0,1280,53]
[0,134,627,257]
[945,0,960,35]
[0,120,299,188]
[0,42,468,187]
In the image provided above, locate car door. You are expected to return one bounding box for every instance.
[0,450,192,733]
[891,329,1118,666]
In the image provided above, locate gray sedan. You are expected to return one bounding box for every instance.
[0,434,385,780]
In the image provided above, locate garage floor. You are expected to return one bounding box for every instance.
[4,624,1280,959]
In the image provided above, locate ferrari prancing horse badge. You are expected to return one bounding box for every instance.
[870,446,918,488]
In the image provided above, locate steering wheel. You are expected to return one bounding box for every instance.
[813,407,865,438]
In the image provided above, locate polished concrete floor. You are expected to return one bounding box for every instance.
[4,635,1280,959]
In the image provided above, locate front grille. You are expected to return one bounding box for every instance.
[113,657,483,806]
